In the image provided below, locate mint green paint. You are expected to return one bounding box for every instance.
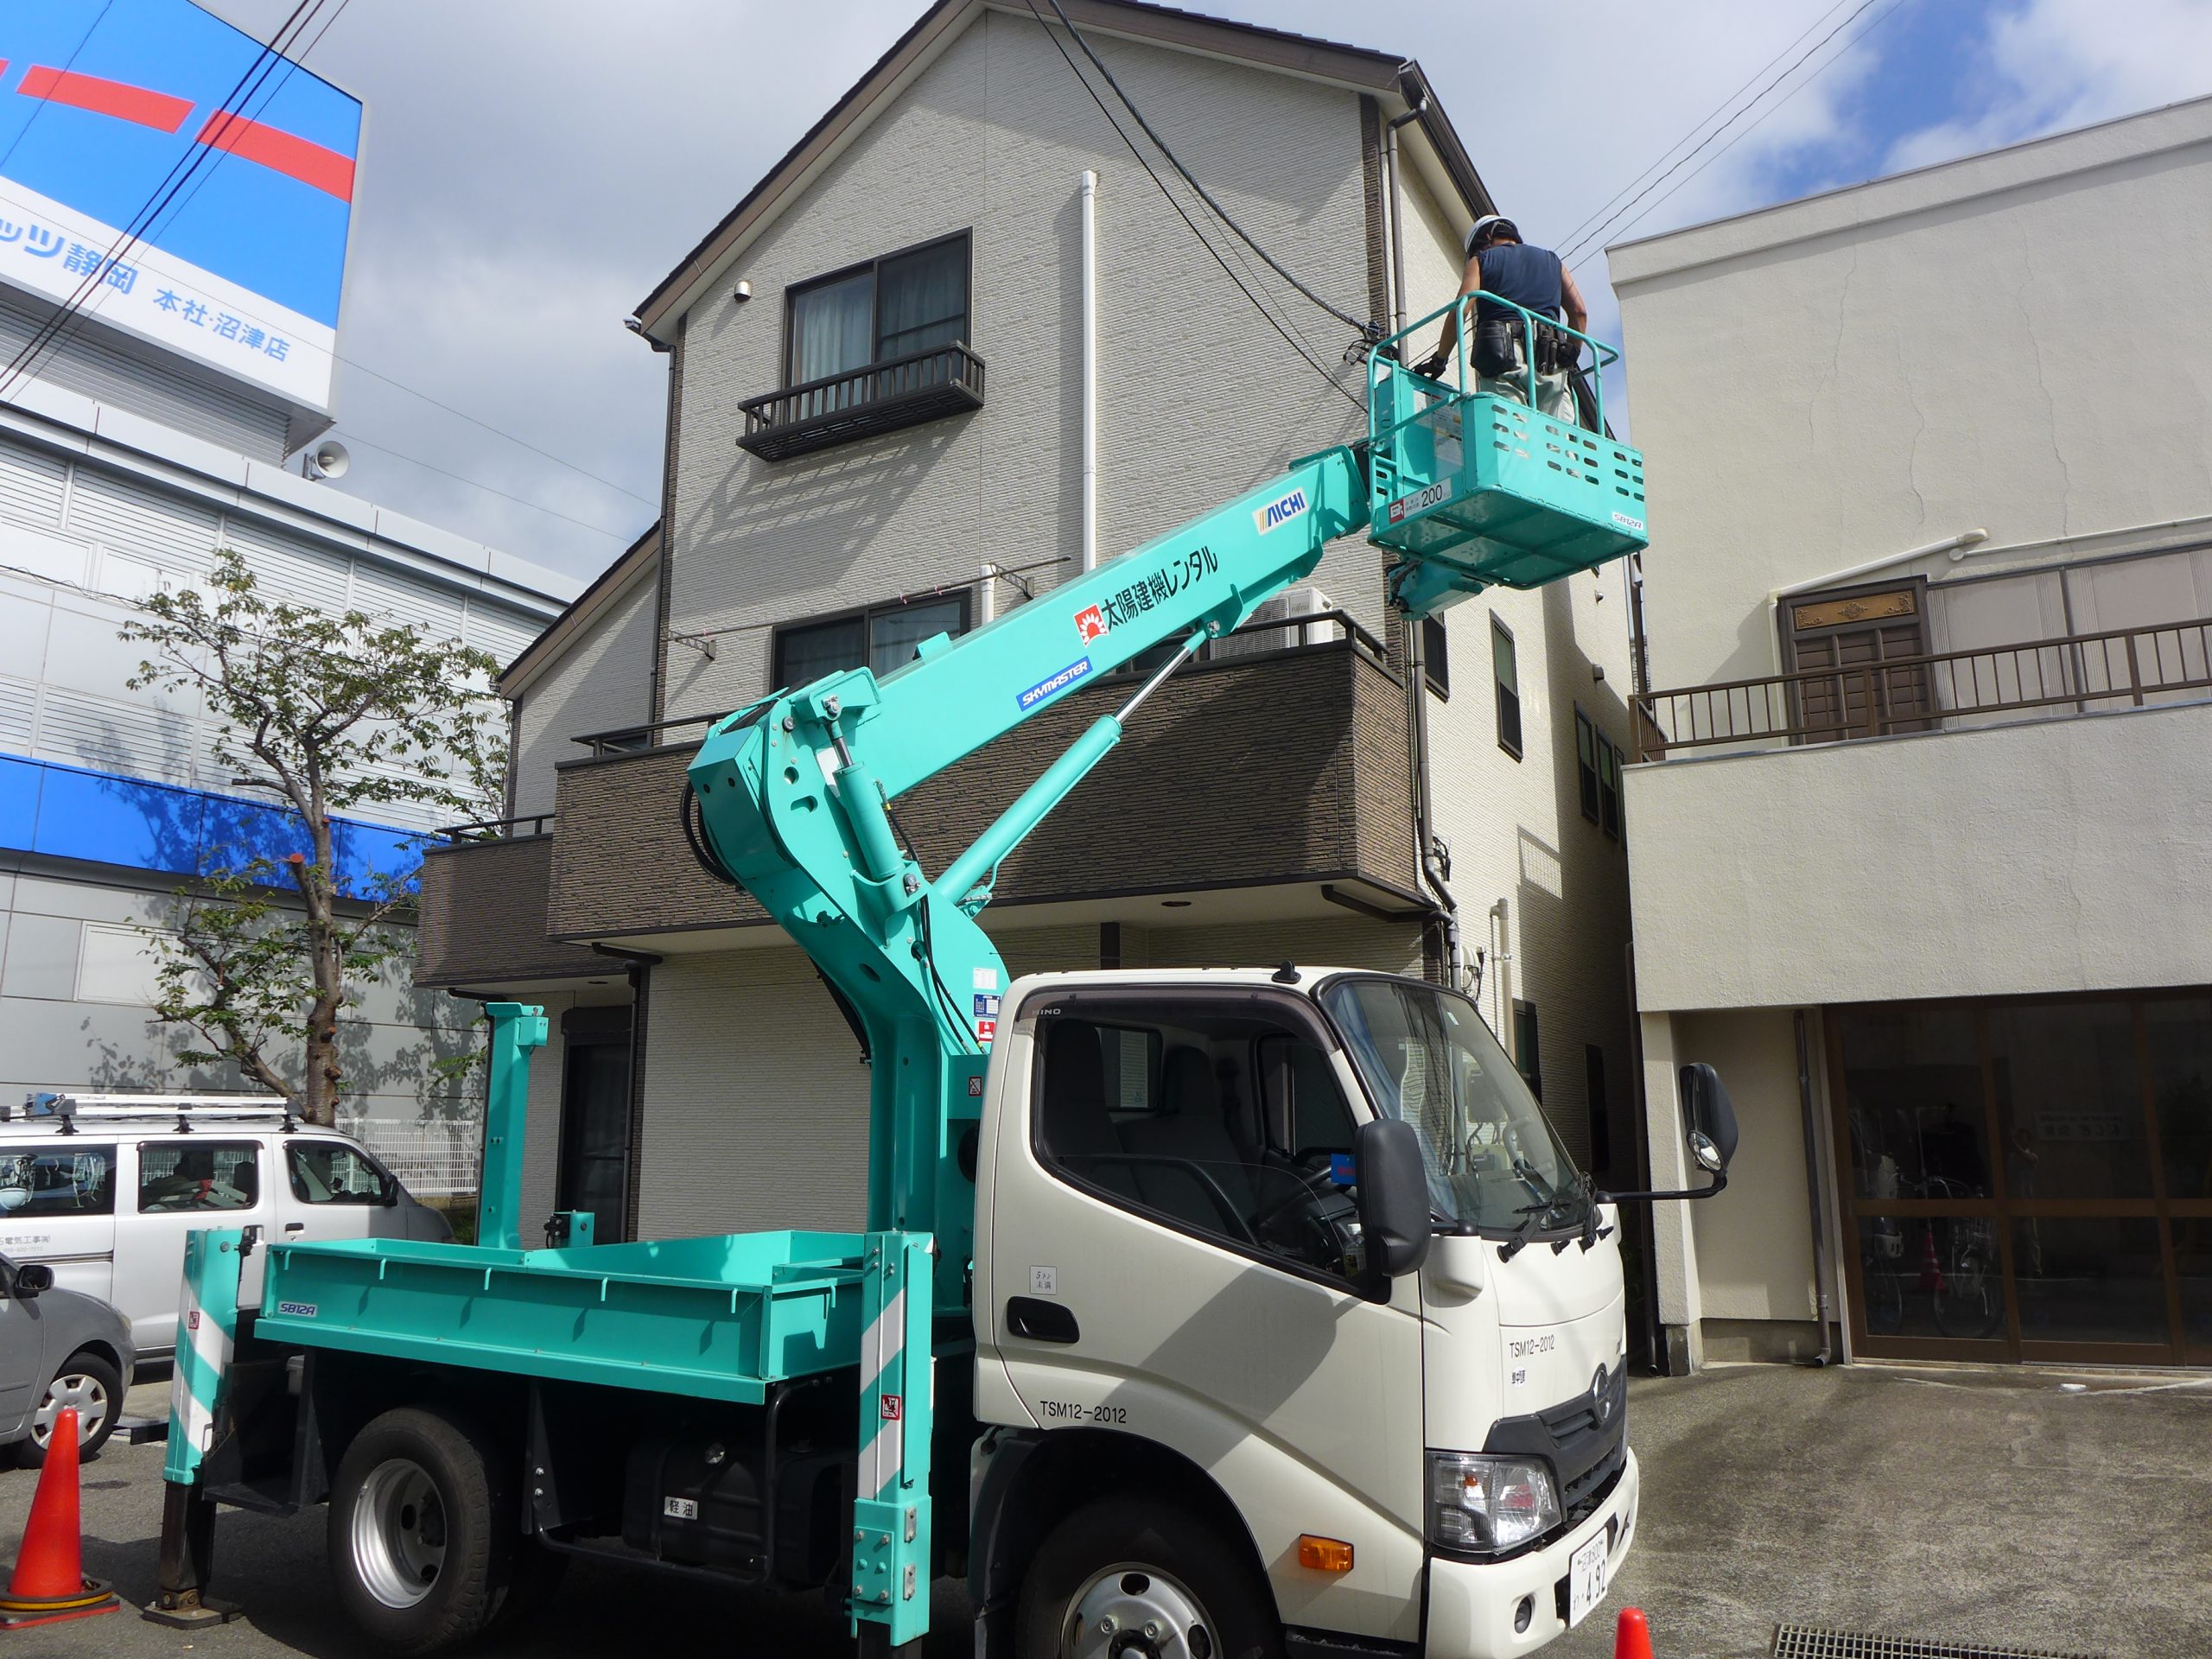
[851,1231,933,1644]
[476,1001,548,1251]
[162,1227,244,1486]
[940,711,1126,909]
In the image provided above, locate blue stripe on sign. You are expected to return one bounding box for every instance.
[1016,657,1091,713]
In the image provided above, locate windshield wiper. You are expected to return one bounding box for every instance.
[1497,1215,1536,1262]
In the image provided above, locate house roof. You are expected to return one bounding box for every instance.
[631,0,1493,341]
[497,520,661,699]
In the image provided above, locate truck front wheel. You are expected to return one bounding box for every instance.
[327,1407,522,1654]
[1016,1496,1281,1659]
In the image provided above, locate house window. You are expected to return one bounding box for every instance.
[1585,1045,1610,1169]
[786,232,971,386]
[772,592,971,690]
[1491,618,1522,759]
[1422,613,1449,697]
[1575,709,1600,823]
[1598,735,1623,841]
[1512,1001,1541,1101]
[1576,709,1624,842]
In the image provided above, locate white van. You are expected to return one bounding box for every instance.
[0,1094,453,1364]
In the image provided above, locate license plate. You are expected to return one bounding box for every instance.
[1567,1531,1609,1628]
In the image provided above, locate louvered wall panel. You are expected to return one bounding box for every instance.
[35,686,195,781]
[219,519,354,612]
[353,565,467,638]
[0,442,67,531]
[0,288,288,462]
[69,469,221,569]
[463,605,542,671]
[0,675,35,750]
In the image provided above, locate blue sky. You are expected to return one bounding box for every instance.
[180,0,2212,579]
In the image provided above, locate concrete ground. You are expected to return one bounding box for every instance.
[3,1362,2206,1658]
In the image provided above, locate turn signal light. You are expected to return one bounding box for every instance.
[1298,1535,1354,1573]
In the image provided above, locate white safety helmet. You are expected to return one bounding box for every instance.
[1464,214,1520,256]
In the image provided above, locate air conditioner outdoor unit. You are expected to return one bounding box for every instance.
[1213,584,1344,659]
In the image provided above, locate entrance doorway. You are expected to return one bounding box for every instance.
[1832,991,2212,1365]
[557,1006,633,1243]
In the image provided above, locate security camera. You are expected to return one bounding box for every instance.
[732,280,753,302]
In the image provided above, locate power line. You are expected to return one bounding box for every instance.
[1570,0,1917,267]
[1548,0,1860,257]
[0,0,330,401]
[1022,0,1363,411]
[1040,0,1374,340]
[1560,0,1898,267]
[330,430,635,541]
[0,2,116,176]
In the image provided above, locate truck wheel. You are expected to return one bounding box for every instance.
[1016,1495,1281,1659]
[18,1350,123,1467]
[328,1407,520,1654]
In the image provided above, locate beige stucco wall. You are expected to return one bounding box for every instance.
[1611,95,2212,691]
[1628,701,2212,1014]
[510,570,658,819]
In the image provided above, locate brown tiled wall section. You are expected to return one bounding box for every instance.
[415,836,609,987]
[544,645,1418,944]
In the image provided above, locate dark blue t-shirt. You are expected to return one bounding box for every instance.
[1476,244,1562,325]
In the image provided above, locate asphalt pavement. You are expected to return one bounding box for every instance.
[3,1362,2207,1658]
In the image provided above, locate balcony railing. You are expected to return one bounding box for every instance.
[436,811,555,842]
[1633,616,2212,760]
[737,341,986,462]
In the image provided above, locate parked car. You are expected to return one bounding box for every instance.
[0,1251,135,1467]
[0,1095,453,1364]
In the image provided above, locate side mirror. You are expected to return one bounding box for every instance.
[1679,1063,1738,1177]
[1355,1118,1432,1280]
[11,1262,53,1298]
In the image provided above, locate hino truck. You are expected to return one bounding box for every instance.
[148,296,1738,1659]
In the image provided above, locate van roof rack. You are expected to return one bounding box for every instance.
[10,1092,301,1135]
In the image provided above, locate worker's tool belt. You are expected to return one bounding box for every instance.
[1474,317,1582,378]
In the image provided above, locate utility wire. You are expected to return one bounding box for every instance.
[1561,0,1903,268]
[0,0,328,401]
[1548,0,1860,257]
[1573,0,1916,267]
[0,2,116,177]
[1041,0,1374,340]
[327,431,635,540]
[1023,0,1362,411]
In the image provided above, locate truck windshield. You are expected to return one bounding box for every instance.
[1319,976,1589,1235]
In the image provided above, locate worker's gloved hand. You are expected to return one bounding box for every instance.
[1413,350,1449,381]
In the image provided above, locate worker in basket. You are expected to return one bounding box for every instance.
[1415,214,1596,429]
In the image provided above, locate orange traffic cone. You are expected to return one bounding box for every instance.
[0,1408,119,1630]
[1615,1605,1656,1659]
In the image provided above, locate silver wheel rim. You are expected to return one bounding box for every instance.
[1062,1561,1218,1659]
[30,1370,108,1448]
[351,1458,448,1609]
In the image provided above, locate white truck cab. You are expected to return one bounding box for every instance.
[969,966,1666,1658]
[0,1094,450,1364]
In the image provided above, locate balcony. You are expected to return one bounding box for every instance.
[736,342,985,463]
[414,626,1422,986]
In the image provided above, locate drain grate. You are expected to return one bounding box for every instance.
[1771,1626,2105,1659]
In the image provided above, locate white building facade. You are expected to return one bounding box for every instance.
[1612,99,2212,1370]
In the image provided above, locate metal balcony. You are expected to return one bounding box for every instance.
[736,342,985,462]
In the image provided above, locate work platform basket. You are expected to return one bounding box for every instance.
[1368,295,1646,615]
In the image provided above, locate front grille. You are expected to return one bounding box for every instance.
[1771,1626,2105,1659]
[1560,1440,1624,1525]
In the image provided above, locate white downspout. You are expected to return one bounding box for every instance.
[1080,168,1099,573]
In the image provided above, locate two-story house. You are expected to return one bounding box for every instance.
[417,0,1640,1255]
[1615,97,2212,1372]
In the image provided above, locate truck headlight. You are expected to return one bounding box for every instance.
[1427,1452,1560,1554]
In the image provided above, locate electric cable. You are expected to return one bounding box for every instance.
[1560,0,1908,267]
[0,0,329,401]
[328,430,635,540]
[1040,0,1374,340]
[0,1,117,177]
[1548,0,1861,258]
[1021,0,1363,411]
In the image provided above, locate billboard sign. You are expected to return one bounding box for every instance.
[0,0,360,412]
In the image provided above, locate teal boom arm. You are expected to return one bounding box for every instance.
[686,451,1366,1307]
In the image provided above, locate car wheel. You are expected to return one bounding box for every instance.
[17,1350,123,1468]
[327,1407,523,1654]
[1016,1495,1281,1659]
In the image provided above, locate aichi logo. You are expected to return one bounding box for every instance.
[1072,603,1108,645]
[1252,486,1310,536]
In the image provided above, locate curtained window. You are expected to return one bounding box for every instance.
[785,232,970,389]
[773,592,972,691]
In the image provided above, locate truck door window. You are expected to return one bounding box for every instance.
[286,1142,394,1205]
[0,1146,117,1217]
[1033,1000,1364,1285]
[138,1141,260,1211]
[1258,1034,1357,1157]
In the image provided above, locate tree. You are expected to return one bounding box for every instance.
[123,549,507,1126]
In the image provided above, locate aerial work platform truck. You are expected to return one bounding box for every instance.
[150,298,1738,1659]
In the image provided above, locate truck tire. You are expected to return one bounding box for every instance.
[17,1349,123,1468]
[1015,1494,1281,1659]
[327,1406,524,1654]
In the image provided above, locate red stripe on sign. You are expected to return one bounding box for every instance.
[195,110,355,201]
[19,64,194,134]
